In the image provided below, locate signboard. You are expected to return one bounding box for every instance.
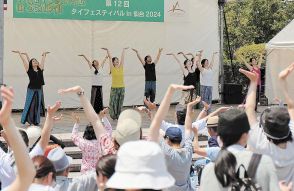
[13,0,164,22]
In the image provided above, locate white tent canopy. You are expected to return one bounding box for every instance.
[4,0,220,109]
[265,19,294,104]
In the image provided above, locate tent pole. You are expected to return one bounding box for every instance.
[218,0,225,104]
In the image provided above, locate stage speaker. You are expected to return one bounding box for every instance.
[223,83,243,104]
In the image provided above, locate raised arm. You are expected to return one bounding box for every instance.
[279,63,294,120]
[119,47,129,67]
[192,125,208,156]
[21,52,30,63]
[101,48,113,70]
[240,69,258,126]
[154,48,163,65]
[149,84,194,142]
[99,55,109,69]
[39,51,50,70]
[178,52,189,60]
[12,50,29,72]
[238,54,253,71]
[185,96,201,136]
[195,50,204,73]
[208,52,218,69]
[132,48,145,65]
[58,86,107,139]
[38,101,62,151]
[78,54,92,69]
[0,87,35,191]
[167,53,187,76]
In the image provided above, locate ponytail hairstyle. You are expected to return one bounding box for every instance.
[92,61,99,75]
[214,132,244,187]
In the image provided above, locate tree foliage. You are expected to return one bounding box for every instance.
[224,0,294,61]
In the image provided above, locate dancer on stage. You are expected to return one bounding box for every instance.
[196,51,218,113]
[102,47,128,120]
[167,52,200,105]
[238,53,263,111]
[78,54,109,114]
[12,50,49,125]
[131,48,163,103]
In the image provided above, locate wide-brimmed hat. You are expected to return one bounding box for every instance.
[260,107,290,140]
[106,140,175,189]
[207,116,219,128]
[114,109,142,146]
[47,147,72,172]
[26,126,42,148]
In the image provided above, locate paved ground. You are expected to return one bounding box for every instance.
[11,104,270,134]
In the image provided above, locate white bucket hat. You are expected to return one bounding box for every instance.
[26,126,42,148]
[114,109,142,146]
[106,140,175,189]
[47,147,72,172]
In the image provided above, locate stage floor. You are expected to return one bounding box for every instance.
[11,104,270,134]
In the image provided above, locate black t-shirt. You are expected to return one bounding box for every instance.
[195,68,200,82]
[184,72,197,87]
[144,63,156,81]
[27,67,45,89]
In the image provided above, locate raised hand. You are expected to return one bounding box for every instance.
[58,86,83,94]
[170,84,194,91]
[101,48,108,51]
[187,96,201,108]
[12,50,20,54]
[99,107,109,118]
[144,98,157,111]
[279,63,294,80]
[42,52,50,56]
[202,101,210,111]
[239,68,258,82]
[159,48,163,52]
[216,106,230,113]
[71,112,80,124]
[47,101,62,117]
[0,86,14,126]
[52,114,63,122]
[131,48,138,53]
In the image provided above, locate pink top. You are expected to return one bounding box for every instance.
[251,66,261,86]
[71,117,112,174]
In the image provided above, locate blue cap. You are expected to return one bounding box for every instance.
[165,127,182,141]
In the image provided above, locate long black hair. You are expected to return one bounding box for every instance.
[214,131,245,187]
[29,58,40,70]
[201,59,208,68]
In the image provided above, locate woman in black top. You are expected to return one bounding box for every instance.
[12,50,49,125]
[167,52,201,106]
[132,48,163,103]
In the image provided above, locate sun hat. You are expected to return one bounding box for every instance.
[260,107,290,140]
[114,109,142,146]
[207,116,219,128]
[218,109,250,135]
[47,147,72,172]
[106,140,175,189]
[165,127,182,142]
[26,126,42,148]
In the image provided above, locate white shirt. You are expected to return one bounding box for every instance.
[200,68,214,86]
[28,183,55,191]
[91,68,103,86]
[248,121,294,187]
[0,143,44,189]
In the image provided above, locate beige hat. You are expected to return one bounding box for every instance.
[26,126,42,147]
[114,109,142,146]
[207,116,219,128]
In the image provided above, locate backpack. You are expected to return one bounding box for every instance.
[231,153,262,191]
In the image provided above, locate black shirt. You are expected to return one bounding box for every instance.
[195,68,200,82]
[184,72,197,87]
[27,67,45,89]
[144,63,156,81]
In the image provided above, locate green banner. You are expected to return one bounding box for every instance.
[13,0,164,22]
